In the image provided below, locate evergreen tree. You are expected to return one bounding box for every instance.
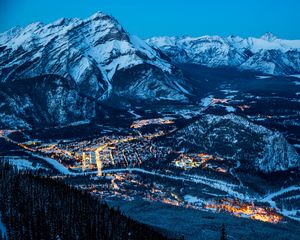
[0,162,170,240]
[220,223,226,240]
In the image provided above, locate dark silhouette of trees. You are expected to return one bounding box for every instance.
[0,162,169,240]
[220,223,226,240]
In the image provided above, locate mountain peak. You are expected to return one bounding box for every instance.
[88,11,108,21]
[260,32,277,41]
[147,33,300,75]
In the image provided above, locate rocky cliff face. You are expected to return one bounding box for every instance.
[147,33,300,75]
[0,75,97,129]
[173,114,299,173]
[0,12,190,128]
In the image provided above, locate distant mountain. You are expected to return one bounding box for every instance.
[173,114,300,173]
[0,12,190,128]
[147,33,300,75]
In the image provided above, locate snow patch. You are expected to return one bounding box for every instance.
[293,81,300,85]
[225,106,236,113]
[128,109,142,119]
[256,75,272,79]
[7,158,45,171]
[290,74,300,79]
[29,153,75,175]
[201,96,213,107]
[220,89,239,94]
[184,195,205,205]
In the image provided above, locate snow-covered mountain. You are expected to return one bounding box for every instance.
[147,33,300,75]
[0,12,190,128]
[173,114,300,173]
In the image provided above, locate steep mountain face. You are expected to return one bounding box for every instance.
[0,12,190,128]
[0,75,97,129]
[147,33,300,75]
[173,114,300,173]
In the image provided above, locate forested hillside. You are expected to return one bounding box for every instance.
[0,163,169,240]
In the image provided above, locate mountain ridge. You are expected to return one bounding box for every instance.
[172,114,300,173]
[0,12,190,128]
[146,33,300,75]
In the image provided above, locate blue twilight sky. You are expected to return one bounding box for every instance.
[0,0,299,39]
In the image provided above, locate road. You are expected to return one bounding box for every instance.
[260,186,300,222]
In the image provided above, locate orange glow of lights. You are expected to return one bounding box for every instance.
[205,199,282,224]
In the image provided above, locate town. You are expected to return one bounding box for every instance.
[0,116,290,225]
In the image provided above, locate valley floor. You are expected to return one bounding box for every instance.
[0,72,299,239]
[108,199,300,240]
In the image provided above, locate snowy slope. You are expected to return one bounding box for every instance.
[0,12,190,128]
[0,12,181,99]
[147,33,300,75]
[173,114,300,173]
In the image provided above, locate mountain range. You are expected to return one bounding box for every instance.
[0,12,299,130]
[0,12,190,128]
[147,33,300,75]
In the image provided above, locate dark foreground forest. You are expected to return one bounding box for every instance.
[0,163,169,240]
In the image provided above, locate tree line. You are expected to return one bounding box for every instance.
[0,162,170,240]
